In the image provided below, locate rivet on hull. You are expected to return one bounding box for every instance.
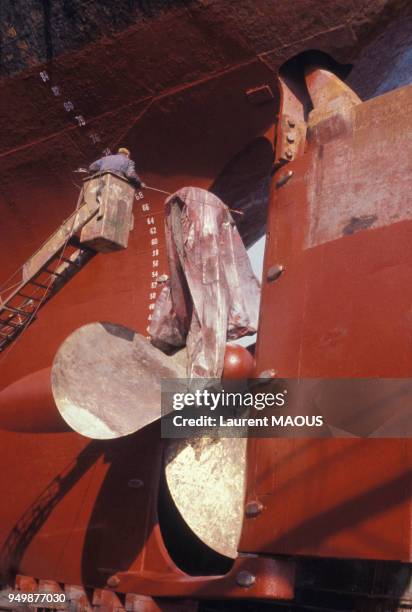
[266,264,284,282]
[236,571,256,588]
[245,500,263,518]
[276,170,293,188]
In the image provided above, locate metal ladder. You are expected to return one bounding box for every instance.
[0,172,136,354]
[0,195,100,353]
[0,238,96,353]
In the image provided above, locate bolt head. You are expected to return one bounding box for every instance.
[267,264,284,282]
[236,571,256,588]
[128,478,143,488]
[258,369,277,379]
[285,150,293,159]
[276,170,293,189]
[287,118,296,128]
[107,575,120,588]
[245,500,263,518]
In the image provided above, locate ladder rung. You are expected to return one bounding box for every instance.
[0,319,19,329]
[60,256,76,265]
[45,268,64,278]
[63,258,82,269]
[1,305,31,317]
[28,280,50,290]
[17,292,41,301]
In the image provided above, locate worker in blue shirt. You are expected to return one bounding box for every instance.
[89,147,145,188]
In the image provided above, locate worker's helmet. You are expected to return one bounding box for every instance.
[118,147,130,157]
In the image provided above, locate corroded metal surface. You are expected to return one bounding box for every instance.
[149,187,260,378]
[241,70,412,562]
[165,437,247,559]
[304,71,412,249]
[51,322,186,439]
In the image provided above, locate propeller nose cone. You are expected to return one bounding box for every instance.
[222,344,255,379]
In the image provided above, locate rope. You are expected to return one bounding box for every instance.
[0,267,25,297]
[144,185,171,196]
[0,280,25,299]
[143,185,245,216]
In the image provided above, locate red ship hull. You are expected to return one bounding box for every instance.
[1,3,412,609]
